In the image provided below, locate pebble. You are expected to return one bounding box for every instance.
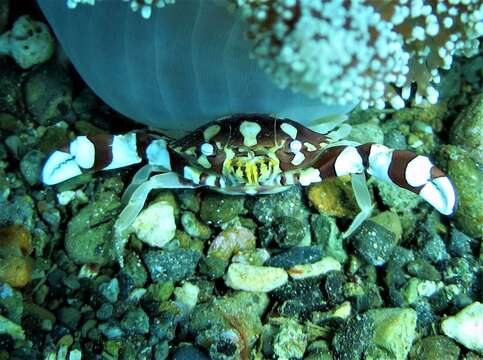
[266,246,323,268]
[287,257,341,280]
[332,314,374,360]
[24,62,73,125]
[131,201,176,248]
[273,319,307,359]
[0,15,55,69]
[174,282,199,313]
[365,307,417,360]
[311,214,347,262]
[171,345,210,360]
[0,314,25,340]
[143,248,201,283]
[120,308,150,335]
[409,335,460,360]
[96,303,114,321]
[207,226,256,261]
[98,278,120,303]
[181,212,212,240]
[273,217,306,248]
[65,191,121,265]
[57,307,81,330]
[441,302,483,353]
[350,220,397,266]
[224,263,288,292]
[199,192,245,225]
[19,150,44,185]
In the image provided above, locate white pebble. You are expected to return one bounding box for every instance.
[441,302,483,353]
[288,257,341,280]
[131,201,176,248]
[224,263,288,292]
[0,15,55,69]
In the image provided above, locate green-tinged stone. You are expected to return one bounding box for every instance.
[65,191,121,264]
[450,93,483,165]
[273,318,307,359]
[332,314,374,360]
[121,252,148,287]
[0,314,25,340]
[143,248,201,282]
[409,336,460,360]
[146,281,174,302]
[273,217,306,249]
[350,220,397,266]
[365,307,417,360]
[181,212,212,240]
[190,292,269,355]
[438,145,482,238]
[38,126,70,154]
[311,213,347,263]
[120,308,150,335]
[200,192,245,225]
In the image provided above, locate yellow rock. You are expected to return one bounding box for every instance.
[0,224,33,288]
[307,177,358,217]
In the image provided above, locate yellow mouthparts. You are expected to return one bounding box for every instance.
[227,158,274,185]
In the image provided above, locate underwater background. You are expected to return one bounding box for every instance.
[0,0,482,359]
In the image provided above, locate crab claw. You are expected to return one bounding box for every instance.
[41,150,83,185]
[418,173,457,216]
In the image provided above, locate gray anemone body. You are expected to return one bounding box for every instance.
[37,0,352,131]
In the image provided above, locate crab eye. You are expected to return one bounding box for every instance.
[199,142,216,156]
[289,140,302,153]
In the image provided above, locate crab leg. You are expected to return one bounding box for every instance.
[41,133,172,185]
[311,144,457,216]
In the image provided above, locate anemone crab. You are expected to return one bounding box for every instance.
[42,114,457,251]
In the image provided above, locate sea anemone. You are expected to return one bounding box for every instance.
[235,0,482,109]
[45,0,481,128]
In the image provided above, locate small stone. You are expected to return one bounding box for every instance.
[365,307,417,360]
[143,248,201,283]
[406,259,441,281]
[310,213,347,263]
[98,322,124,339]
[409,335,460,360]
[96,303,114,321]
[273,217,306,248]
[57,307,81,330]
[350,220,397,266]
[448,227,473,257]
[199,192,245,225]
[19,150,44,185]
[0,314,25,340]
[333,314,374,360]
[181,212,212,240]
[308,177,358,217]
[441,302,483,353]
[171,345,210,360]
[174,282,199,313]
[24,62,73,125]
[439,145,482,238]
[65,191,121,265]
[370,211,402,243]
[98,278,120,303]
[0,15,55,69]
[207,226,255,261]
[273,319,307,359]
[287,257,342,280]
[120,308,150,335]
[224,263,288,292]
[131,201,176,248]
[121,252,148,287]
[266,246,323,268]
